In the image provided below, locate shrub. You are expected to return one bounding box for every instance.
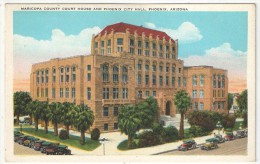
[59,129,69,140]
[222,114,236,129]
[189,125,208,137]
[91,128,100,140]
[152,123,164,135]
[137,130,161,148]
[161,126,179,142]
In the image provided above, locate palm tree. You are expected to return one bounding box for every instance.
[73,104,94,145]
[118,105,141,148]
[14,91,32,125]
[49,102,63,136]
[30,100,43,131]
[62,102,76,138]
[145,97,159,123]
[174,90,192,139]
[40,101,52,134]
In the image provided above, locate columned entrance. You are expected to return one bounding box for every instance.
[165,101,172,116]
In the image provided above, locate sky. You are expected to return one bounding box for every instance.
[13,11,248,93]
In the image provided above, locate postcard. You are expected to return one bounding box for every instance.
[4,3,255,162]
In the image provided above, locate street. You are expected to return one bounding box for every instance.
[160,137,247,155]
[14,143,43,155]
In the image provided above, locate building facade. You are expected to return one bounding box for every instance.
[30,22,228,132]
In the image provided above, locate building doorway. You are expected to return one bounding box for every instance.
[165,101,172,116]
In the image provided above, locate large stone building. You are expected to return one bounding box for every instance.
[30,22,228,132]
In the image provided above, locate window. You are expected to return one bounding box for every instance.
[218,90,221,97]
[122,88,128,99]
[222,75,225,88]
[178,77,181,87]
[166,76,169,85]
[172,46,175,52]
[152,65,156,72]
[60,88,63,98]
[194,102,198,110]
[87,73,91,81]
[213,74,216,88]
[152,75,156,85]
[60,75,64,83]
[130,39,134,46]
[159,66,163,72]
[172,77,175,86]
[166,66,169,72]
[65,88,69,98]
[113,88,119,99]
[41,76,44,83]
[60,68,64,74]
[152,91,156,97]
[138,41,142,47]
[52,76,56,83]
[221,102,225,109]
[145,91,150,97]
[114,107,118,116]
[129,47,134,54]
[114,123,118,130]
[137,74,142,85]
[107,39,111,46]
[199,90,204,98]
[138,64,142,71]
[145,50,149,56]
[37,88,39,97]
[145,41,149,48]
[72,87,76,99]
[200,102,204,110]
[192,90,197,98]
[52,88,56,98]
[172,66,175,73]
[200,75,205,86]
[45,88,48,97]
[152,51,156,57]
[107,48,111,54]
[218,102,221,109]
[52,68,56,74]
[178,68,181,73]
[183,77,187,87]
[103,107,109,116]
[166,53,170,59]
[66,75,69,82]
[159,44,163,51]
[72,74,76,82]
[218,75,221,88]
[87,65,91,71]
[66,67,69,73]
[145,65,149,71]
[101,41,105,47]
[36,77,39,84]
[117,38,123,45]
[41,88,44,97]
[113,66,119,83]
[104,123,108,131]
[138,49,142,55]
[192,75,197,86]
[45,75,49,83]
[94,42,98,48]
[122,67,128,83]
[87,88,91,100]
[172,54,175,59]
[159,76,163,86]
[129,39,134,54]
[103,88,109,99]
[117,47,123,52]
[102,65,109,82]
[145,75,149,85]
[153,43,156,49]
[137,91,142,98]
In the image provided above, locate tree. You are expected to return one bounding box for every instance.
[61,102,76,138]
[14,91,32,125]
[173,90,192,139]
[40,101,52,134]
[227,93,234,115]
[236,89,248,126]
[118,105,141,148]
[73,104,94,145]
[28,100,43,131]
[49,102,64,136]
[136,100,154,129]
[145,97,160,123]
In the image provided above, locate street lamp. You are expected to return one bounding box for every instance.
[19,123,23,133]
[216,121,222,135]
[99,137,109,156]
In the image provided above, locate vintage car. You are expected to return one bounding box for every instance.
[45,145,59,155]
[23,136,40,146]
[40,142,59,153]
[33,140,47,150]
[236,129,247,138]
[224,132,236,141]
[214,134,225,143]
[56,145,72,155]
[200,138,218,151]
[177,139,197,151]
[14,131,24,142]
[17,135,30,145]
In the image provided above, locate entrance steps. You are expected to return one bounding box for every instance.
[160,114,190,130]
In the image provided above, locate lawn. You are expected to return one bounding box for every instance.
[117,139,128,150]
[14,127,101,151]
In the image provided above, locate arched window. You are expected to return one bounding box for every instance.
[52,67,56,83]
[113,66,119,82]
[122,66,128,83]
[102,64,109,82]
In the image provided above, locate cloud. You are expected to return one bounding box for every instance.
[144,22,203,43]
[183,43,247,92]
[14,26,101,81]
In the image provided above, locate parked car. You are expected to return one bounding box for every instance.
[14,131,24,142]
[40,142,59,153]
[236,129,247,138]
[23,136,40,147]
[224,132,236,141]
[17,135,30,145]
[214,134,225,143]
[56,145,71,155]
[33,140,47,150]
[45,145,59,155]
[200,138,218,151]
[178,139,197,151]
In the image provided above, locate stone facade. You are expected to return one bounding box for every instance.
[30,22,228,132]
